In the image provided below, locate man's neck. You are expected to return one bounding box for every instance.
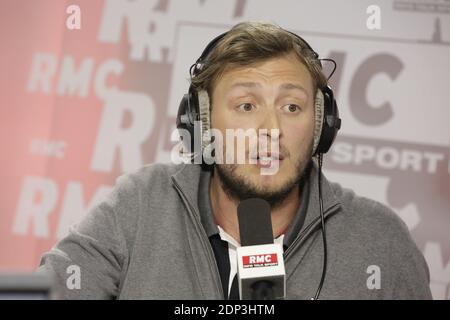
[209,169,301,244]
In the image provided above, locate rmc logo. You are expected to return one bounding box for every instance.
[243,254,278,268]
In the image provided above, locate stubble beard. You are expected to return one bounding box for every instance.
[215,147,313,210]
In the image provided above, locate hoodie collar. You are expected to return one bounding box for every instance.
[296,160,342,235]
[171,161,341,241]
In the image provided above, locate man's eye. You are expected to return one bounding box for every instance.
[237,103,255,112]
[282,104,300,113]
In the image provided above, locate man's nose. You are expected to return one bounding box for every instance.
[255,108,281,155]
[259,108,282,139]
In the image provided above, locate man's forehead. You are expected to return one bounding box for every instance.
[217,54,313,91]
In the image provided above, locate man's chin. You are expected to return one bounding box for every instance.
[215,163,304,208]
[241,169,286,189]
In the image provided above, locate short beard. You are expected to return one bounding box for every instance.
[215,156,313,210]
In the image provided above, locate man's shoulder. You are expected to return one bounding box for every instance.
[127,162,186,180]
[327,180,426,267]
[115,162,190,190]
[326,180,431,299]
[100,163,193,211]
[328,181,410,238]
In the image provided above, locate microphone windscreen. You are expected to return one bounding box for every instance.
[237,198,273,246]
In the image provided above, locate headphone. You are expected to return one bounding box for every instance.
[176,28,341,160]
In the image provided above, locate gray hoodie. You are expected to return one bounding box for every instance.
[39,162,432,299]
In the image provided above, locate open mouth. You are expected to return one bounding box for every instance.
[252,153,284,168]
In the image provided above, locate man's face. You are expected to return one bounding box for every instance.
[210,52,315,206]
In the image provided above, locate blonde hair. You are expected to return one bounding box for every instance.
[190,21,328,100]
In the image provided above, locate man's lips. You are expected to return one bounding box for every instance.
[250,153,284,161]
[249,153,284,168]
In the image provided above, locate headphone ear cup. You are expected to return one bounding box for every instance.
[176,88,199,154]
[314,86,341,155]
[176,94,189,128]
[312,90,324,156]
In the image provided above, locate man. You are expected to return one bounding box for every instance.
[39,22,432,299]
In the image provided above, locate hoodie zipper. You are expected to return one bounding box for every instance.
[283,203,340,261]
[172,178,225,299]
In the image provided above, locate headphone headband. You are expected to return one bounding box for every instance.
[191,28,322,78]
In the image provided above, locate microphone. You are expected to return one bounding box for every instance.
[236,198,286,300]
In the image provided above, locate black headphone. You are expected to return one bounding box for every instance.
[176,28,341,159]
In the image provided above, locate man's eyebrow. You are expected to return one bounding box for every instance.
[229,82,308,96]
[229,81,262,90]
[279,83,308,96]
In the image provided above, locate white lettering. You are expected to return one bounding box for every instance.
[66,265,81,289]
[366,265,381,289]
[27,53,57,94]
[13,176,58,238]
[366,5,381,30]
[66,5,81,30]
[57,56,93,97]
[90,90,155,173]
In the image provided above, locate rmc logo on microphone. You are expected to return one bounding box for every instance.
[237,244,286,299]
[242,254,278,268]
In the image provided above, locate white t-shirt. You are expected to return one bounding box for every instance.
[217,225,285,297]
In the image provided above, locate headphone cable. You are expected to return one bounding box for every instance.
[319,58,337,81]
[313,153,328,300]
